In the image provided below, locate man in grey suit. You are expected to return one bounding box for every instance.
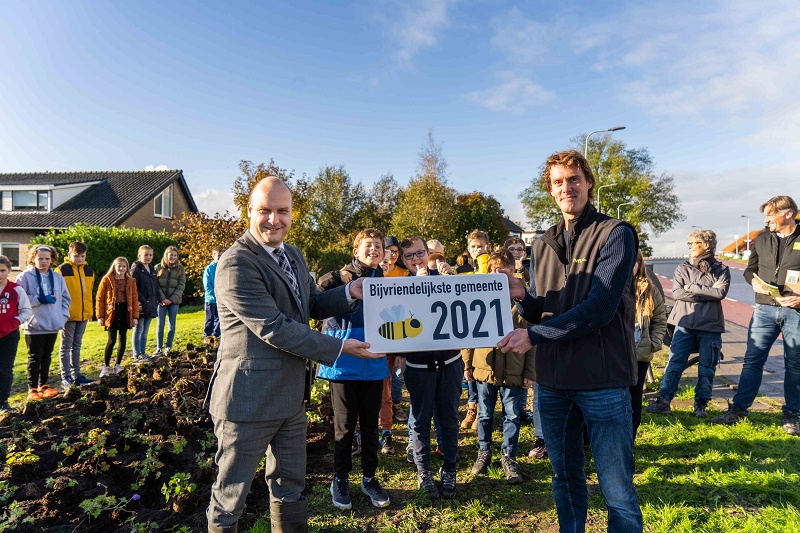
[206,177,382,533]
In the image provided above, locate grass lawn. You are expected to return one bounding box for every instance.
[6,308,800,531]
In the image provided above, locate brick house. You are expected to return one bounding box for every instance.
[0,170,198,269]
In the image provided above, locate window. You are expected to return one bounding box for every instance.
[154,184,173,218]
[0,190,49,211]
[0,244,20,268]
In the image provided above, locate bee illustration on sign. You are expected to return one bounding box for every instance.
[378,305,423,340]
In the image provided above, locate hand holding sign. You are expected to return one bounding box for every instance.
[498,328,533,354]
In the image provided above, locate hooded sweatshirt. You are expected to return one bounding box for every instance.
[15,266,71,334]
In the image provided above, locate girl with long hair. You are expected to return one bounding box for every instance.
[96,257,139,376]
[154,245,186,356]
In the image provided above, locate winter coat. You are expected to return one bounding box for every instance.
[131,261,159,318]
[636,270,668,363]
[55,260,95,322]
[155,262,186,306]
[462,306,535,387]
[669,258,730,333]
[15,266,71,334]
[0,280,33,338]
[96,275,140,328]
[203,261,217,304]
[316,260,389,381]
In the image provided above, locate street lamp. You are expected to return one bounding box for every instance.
[584,126,626,158]
[596,182,617,215]
[617,201,634,220]
[741,215,750,252]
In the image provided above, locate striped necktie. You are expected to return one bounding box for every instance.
[273,247,301,301]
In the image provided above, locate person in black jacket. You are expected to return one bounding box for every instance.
[499,150,642,533]
[713,195,800,436]
[130,245,159,363]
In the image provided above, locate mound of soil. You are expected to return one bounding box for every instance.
[0,345,333,532]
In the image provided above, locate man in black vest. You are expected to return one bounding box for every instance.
[712,195,800,435]
[499,149,642,532]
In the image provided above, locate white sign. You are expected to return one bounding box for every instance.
[363,274,514,353]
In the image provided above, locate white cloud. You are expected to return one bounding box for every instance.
[465,7,556,113]
[145,164,170,171]
[380,0,455,66]
[466,71,554,113]
[193,186,236,217]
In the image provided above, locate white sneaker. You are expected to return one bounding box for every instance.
[113,364,124,375]
[153,348,163,358]
[165,347,172,355]
[99,365,111,378]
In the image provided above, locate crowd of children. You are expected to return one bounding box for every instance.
[0,241,215,415]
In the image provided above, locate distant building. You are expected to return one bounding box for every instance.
[721,230,764,257]
[0,170,197,269]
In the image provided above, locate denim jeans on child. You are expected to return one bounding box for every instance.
[156,304,179,351]
[538,384,642,533]
[476,381,523,457]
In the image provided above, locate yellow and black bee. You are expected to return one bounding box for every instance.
[378,305,423,340]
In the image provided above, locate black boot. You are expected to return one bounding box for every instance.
[270,499,308,533]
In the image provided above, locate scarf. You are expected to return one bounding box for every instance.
[690,251,715,274]
[35,269,56,304]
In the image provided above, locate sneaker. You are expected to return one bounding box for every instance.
[113,364,124,375]
[74,375,95,386]
[711,404,748,426]
[165,347,172,356]
[153,348,163,358]
[330,477,352,510]
[693,402,708,418]
[417,470,440,499]
[61,377,74,389]
[351,430,362,456]
[782,412,800,436]
[361,477,390,508]
[132,354,153,365]
[644,396,672,415]
[392,404,408,423]
[438,466,456,499]
[38,385,59,399]
[529,438,547,459]
[380,433,395,455]
[520,409,535,425]
[99,365,111,378]
[27,389,42,402]
[471,449,491,475]
[0,401,17,415]
[501,455,523,485]
[406,447,415,464]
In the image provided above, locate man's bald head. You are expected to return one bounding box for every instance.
[248,176,293,246]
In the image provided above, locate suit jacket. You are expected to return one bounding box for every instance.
[206,230,355,422]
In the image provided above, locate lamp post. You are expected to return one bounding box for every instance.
[617,201,634,220]
[741,215,750,252]
[584,126,626,158]
[596,182,617,215]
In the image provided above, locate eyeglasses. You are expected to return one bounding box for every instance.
[687,241,704,246]
[402,249,428,261]
[507,247,525,253]
[386,249,398,256]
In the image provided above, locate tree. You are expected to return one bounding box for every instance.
[519,134,684,251]
[450,192,508,253]
[358,173,399,234]
[390,131,458,251]
[232,159,294,223]
[171,212,246,297]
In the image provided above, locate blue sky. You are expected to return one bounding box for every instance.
[2,0,798,256]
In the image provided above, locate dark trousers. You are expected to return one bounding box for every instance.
[26,333,58,389]
[329,379,383,479]
[104,328,129,366]
[630,361,650,436]
[0,330,20,403]
[204,302,220,337]
[404,358,464,472]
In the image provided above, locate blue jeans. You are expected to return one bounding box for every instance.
[538,384,642,533]
[733,304,800,415]
[657,326,722,404]
[404,359,463,472]
[466,379,478,403]
[476,381,523,457]
[204,302,220,337]
[131,316,153,356]
[156,304,179,351]
[391,359,405,403]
